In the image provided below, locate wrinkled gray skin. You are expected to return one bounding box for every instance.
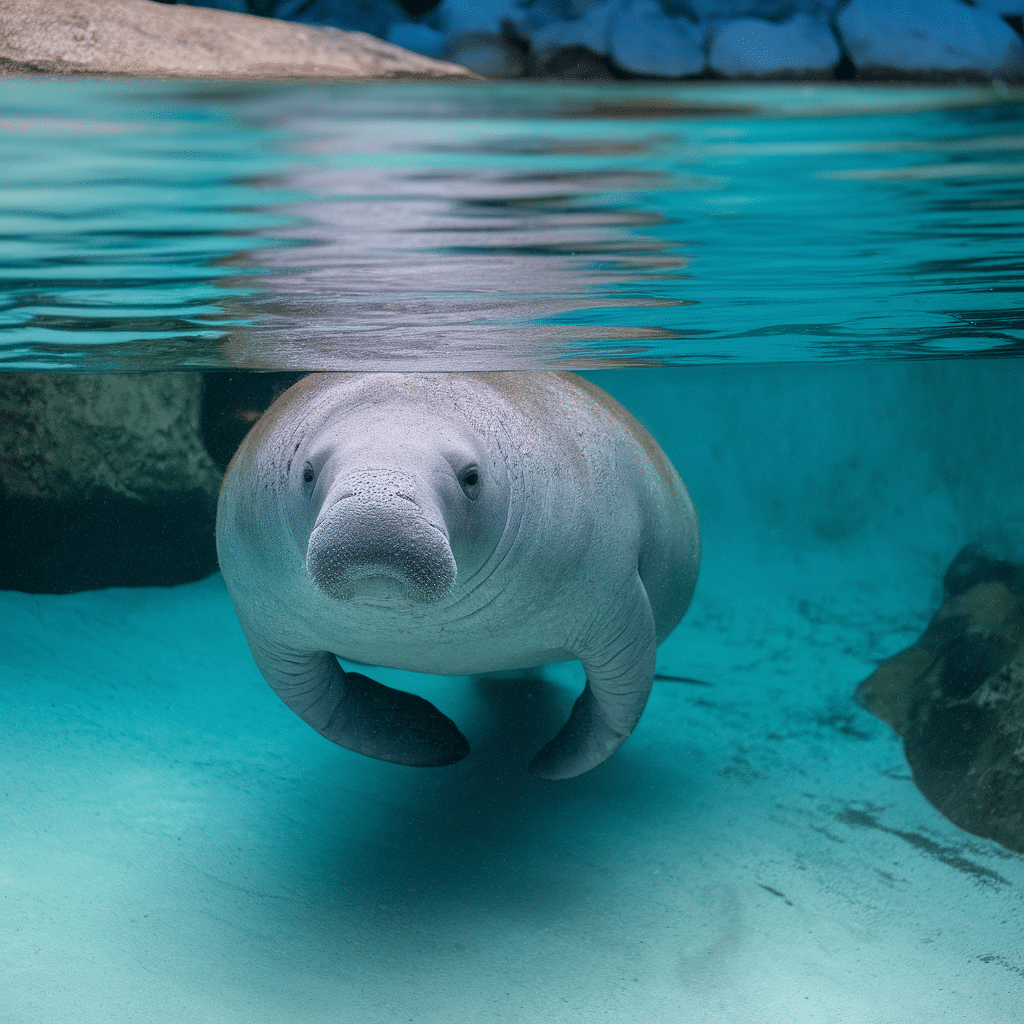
[216,372,700,779]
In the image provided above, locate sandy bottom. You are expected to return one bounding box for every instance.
[3,550,1022,1023]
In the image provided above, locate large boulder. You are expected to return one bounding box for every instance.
[0,0,476,78]
[837,0,1024,82]
[0,373,223,593]
[856,545,1024,854]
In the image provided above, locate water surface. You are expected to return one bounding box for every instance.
[2,79,1023,370]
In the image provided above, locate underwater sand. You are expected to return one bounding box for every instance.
[4,361,1023,1021]
[3,554,1022,1022]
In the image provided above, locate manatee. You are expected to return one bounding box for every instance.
[216,371,700,779]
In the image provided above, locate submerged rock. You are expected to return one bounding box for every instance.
[0,0,476,79]
[856,545,1024,854]
[708,14,840,78]
[609,0,705,77]
[837,0,1024,82]
[0,373,223,593]
[0,371,305,593]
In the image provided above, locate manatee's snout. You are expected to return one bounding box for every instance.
[306,493,456,604]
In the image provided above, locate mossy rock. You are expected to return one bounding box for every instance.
[856,545,1024,854]
[0,372,222,593]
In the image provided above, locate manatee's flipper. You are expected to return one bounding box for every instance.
[529,577,657,780]
[254,647,469,767]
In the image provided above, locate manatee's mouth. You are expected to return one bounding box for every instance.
[306,499,456,604]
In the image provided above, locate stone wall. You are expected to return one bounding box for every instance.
[177,0,1024,81]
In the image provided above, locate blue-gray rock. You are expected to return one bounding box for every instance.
[709,13,840,78]
[183,0,408,39]
[443,31,527,76]
[429,0,525,37]
[610,0,704,77]
[837,0,1024,81]
[529,1,622,64]
[386,20,446,58]
[971,0,1024,15]
[684,0,836,18]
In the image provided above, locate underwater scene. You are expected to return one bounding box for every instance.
[2,79,1024,1022]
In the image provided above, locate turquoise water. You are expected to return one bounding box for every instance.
[2,80,1024,1022]
[2,79,1024,369]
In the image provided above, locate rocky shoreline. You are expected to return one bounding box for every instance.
[431,0,1024,82]
[2,0,1022,82]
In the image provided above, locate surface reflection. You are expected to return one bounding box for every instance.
[1,80,1023,370]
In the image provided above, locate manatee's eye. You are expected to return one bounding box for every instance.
[302,461,315,485]
[458,465,480,500]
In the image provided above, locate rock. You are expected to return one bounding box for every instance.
[200,372,305,470]
[183,0,247,11]
[0,373,223,593]
[942,542,1024,598]
[500,0,570,41]
[856,545,1024,854]
[533,42,618,78]
[837,0,1024,82]
[386,20,447,58]
[685,1,835,17]
[971,0,1024,15]
[429,0,523,38]
[0,0,476,79]
[444,30,528,75]
[709,14,840,78]
[239,0,408,39]
[529,0,622,65]
[609,0,704,76]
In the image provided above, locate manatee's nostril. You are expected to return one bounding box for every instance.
[307,501,456,604]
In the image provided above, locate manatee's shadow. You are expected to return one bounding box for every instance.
[303,671,684,920]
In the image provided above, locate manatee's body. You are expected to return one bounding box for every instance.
[216,371,699,779]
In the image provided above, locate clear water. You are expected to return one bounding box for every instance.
[2,80,1024,1023]
[2,79,1024,370]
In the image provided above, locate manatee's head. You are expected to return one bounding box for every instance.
[295,393,512,605]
